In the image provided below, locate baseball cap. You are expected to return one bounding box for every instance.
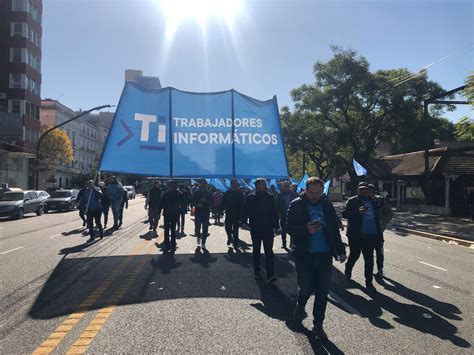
[358,182,369,189]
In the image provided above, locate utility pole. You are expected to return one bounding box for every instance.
[35,104,112,190]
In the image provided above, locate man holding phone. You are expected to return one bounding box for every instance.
[287,177,346,340]
[342,181,383,293]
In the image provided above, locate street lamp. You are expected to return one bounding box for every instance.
[35,104,112,190]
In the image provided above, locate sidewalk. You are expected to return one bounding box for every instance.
[333,202,474,243]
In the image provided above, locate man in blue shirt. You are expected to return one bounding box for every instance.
[287,177,346,340]
[342,181,383,293]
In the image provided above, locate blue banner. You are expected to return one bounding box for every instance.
[297,174,309,192]
[324,180,331,195]
[99,83,289,178]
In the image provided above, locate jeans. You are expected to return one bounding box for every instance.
[164,215,177,249]
[148,207,160,230]
[346,234,378,284]
[110,202,120,227]
[295,252,333,325]
[251,230,274,277]
[194,212,210,243]
[225,217,240,244]
[87,210,103,239]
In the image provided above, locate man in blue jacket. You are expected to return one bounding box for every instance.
[342,181,383,293]
[287,177,346,340]
[83,180,104,243]
[241,178,279,283]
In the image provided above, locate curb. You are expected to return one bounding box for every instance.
[395,227,474,247]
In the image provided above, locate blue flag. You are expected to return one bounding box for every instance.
[353,159,367,176]
[209,178,227,191]
[269,178,280,191]
[99,83,288,178]
[297,174,309,193]
[324,180,331,195]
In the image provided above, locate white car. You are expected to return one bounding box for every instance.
[123,186,136,199]
[35,190,50,203]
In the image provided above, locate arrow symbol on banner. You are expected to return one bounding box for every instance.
[116,120,134,146]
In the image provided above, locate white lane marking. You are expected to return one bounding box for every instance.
[0,246,24,255]
[329,291,362,316]
[433,285,441,289]
[49,233,62,239]
[419,261,448,272]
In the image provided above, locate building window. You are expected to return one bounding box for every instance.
[25,101,31,116]
[9,73,22,89]
[12,0,28,12]
[10,48,22,63]
[9,100,21,114]
[11,23,25,37]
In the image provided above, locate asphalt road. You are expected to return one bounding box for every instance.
[0,196,472,354]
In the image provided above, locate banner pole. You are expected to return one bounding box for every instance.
[231,90,235,178]
[169,88,173,178]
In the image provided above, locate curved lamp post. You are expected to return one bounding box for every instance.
[35,104,113,190]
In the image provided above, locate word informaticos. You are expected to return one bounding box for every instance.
[173,132,278,145]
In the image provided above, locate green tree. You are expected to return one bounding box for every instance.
[287,46,450,191]
[454,117,474,141]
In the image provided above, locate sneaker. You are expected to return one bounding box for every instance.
[293,307,307,323]
[376,269,384,278]
[87,237,95,243]
[99,232,104,240]
[366,282,377,293]
[312,324,328,340]
[267,276,277,283]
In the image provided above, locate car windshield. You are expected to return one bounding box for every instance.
[51,191,72,198]
[0,193,24,201]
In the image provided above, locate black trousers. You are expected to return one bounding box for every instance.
[225,216,240,244]
[279,217,288,246]
[346,235,378,284]
[375,241,384,271]
[251,229,274,277]
[87,210,103,239]
[295,252,333,325]
[164,215,178,248]
[79,208,86,223]
[194,212,210,243]
[176,210,186,232]
[148,207,160,230]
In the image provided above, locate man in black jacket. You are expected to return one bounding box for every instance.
[276,181,299,249]
[342,181,382,293]
[159,180,182,252]
[145,181,162,233]
[241,178,279,282]
[192,180,213,249]
[287,177,346,340]
[222,179,245,248]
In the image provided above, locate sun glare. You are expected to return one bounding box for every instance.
[161,0,244,40]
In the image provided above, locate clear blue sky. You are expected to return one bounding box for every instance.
[42,0,473,121]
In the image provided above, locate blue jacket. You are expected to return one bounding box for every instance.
[84,187,103,212]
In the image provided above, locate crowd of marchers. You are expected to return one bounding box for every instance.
[75,176,393,340]
[143,176,392,339]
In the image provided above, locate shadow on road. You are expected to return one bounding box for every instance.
[28,244,470,351]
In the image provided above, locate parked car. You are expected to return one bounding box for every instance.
[0,190,44,219]
[44,189,79,212]
[35,190,50,203]
[123,186,136,199]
